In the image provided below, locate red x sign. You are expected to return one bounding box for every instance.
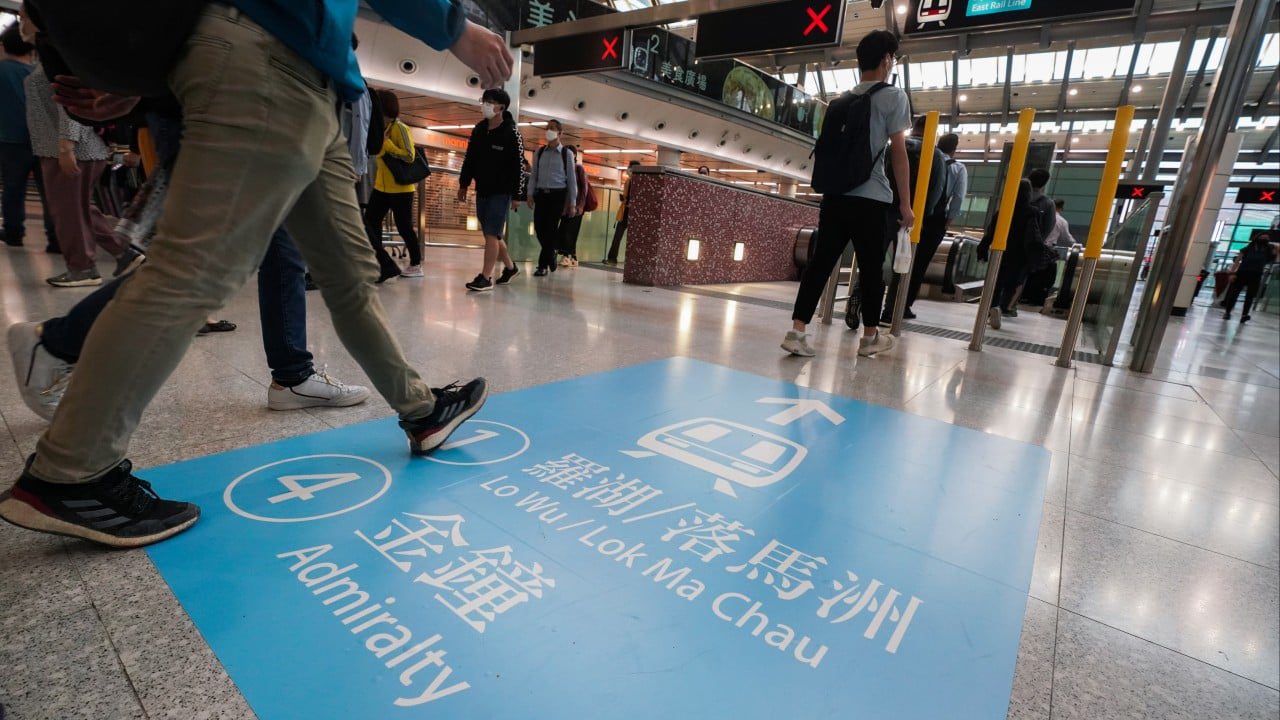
[804,4,831,36]
[1262,190,1277,202]
[1130,187,1146,198]
[601,35,620,60]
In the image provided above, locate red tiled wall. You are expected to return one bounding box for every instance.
[621,172,819,286]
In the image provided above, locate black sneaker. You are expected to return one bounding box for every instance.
[0,458,199,548]
[495,265,519,285]
[533,267,548,277]
[466,274,493,292]
[400,379,489,456]
[113,248,146,278]
[903,308,917,320]
[1241,314,1251,323]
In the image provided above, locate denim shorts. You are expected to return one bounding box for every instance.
[475,194,511,237]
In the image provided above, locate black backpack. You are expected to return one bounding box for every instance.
[886,136,947,216]
[28,0,207,97]
[810,83,890,196]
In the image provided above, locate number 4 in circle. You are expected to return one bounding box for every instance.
[269,473,362,504]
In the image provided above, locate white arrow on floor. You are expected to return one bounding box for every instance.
[438,428,499,451]
[756,397,845,426]
[269,473,362,503]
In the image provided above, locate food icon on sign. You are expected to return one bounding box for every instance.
[632,418,807,497]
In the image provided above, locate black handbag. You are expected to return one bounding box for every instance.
[382,151,431,185]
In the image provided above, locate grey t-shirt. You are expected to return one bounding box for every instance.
[843,81,912,204]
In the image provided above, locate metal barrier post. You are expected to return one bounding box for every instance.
[970,108,1035,351]
[1057,106,1135,368]
[891,111,940,337]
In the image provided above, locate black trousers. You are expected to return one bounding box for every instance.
[0,142,57,245]
[1223,271,1263,316]
[884,210,948,316]
[364,189,421,276]
[534,189,566,270]
[558,213,584,258]
[994,255,1029,311]
[606,208,627,262]
[793,195,892,328]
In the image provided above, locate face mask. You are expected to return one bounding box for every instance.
[545,130,559,142]
[481,103,496,120]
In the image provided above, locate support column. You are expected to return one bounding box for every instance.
[657,146,682,168]
[1130,0,1271,373]
[1141,28,1195,181]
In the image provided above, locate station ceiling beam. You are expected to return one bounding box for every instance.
[1252,66,1280,121]
[748,6,1240,66]
[510,0,788,44]
[1054,42,1075,126]
[1180,29,1220,123]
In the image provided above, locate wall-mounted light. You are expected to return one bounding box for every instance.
[733,242,745,262]
[466,216,479,231]
[686,238,701,261]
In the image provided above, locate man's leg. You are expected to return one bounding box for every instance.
[906,214,947,309]
[533,193,558,271]
[39,158,93,273]
[29,6,329,485]
[31,154,58,250]
[363,190,403,279]
[40,277,129,363]
[791,197,852,327]
[606,212,627,262]
[257,227,314,385]
[1241,273,1262,318]
[850,199,892,333]
[283,124,436,422]
[0,143,28,244]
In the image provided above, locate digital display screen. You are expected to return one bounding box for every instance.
[1235,186,1279,205]
[695,0,846,60]
[904,0,1135,36]
[533,31,630,78]
[1114,183,1165,200]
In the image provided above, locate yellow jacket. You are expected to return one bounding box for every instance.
[373,120,417,194]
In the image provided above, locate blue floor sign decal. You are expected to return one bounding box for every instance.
[146,358,1048,718]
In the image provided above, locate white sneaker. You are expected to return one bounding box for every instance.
[988,307,1002,330]
[268,370,371,410]
[8,322,73,421]
[558,255,573,268]
[781,330,816,357]
[401,264,424,278]
[858,331,897,357]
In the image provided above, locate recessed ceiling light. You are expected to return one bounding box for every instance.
[959,93,968,101]
[1071,137,1080,144]
[1131,84,1143,93]
[896,4,907,15]
[1068,88,1078,96]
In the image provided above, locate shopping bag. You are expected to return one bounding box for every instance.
[892,228,913,274]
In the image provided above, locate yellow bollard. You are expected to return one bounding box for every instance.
[890,111,941,335]
[969,107,1036,350]
[1057,105,1136,367]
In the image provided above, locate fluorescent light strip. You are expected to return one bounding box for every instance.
[583,149,655,154]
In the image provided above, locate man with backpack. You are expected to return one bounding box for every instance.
[985,168,1054,327]
[783,30,914,359]
[460,88,523,292]
[880,116,949,325]
[527,119,577,277]
[0,0,513,548]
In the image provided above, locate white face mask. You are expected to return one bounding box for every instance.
[545,129,559,142]
[481,103,496,120]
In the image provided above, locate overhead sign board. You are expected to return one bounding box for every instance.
[903,0,1136,36]
[534,30,631,77]
[145,359,1049,719]
[695,0,847,60]
[1114,182,1165,200]
[1235,186,1279,205]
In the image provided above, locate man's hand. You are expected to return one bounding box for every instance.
[456,186,468,203]
[51,75,140,121]
[58,148,80,177]
[450,21,514,88]
[526,198,534,210]
[898,203,915,231]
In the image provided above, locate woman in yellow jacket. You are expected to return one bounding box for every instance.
[364,90,424,283]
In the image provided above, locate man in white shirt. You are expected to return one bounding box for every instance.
[1045,199,1075,249]
[783,30,914,359]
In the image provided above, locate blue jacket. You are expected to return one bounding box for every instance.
[227,0,465,102]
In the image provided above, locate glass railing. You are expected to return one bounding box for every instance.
[503,187,626,264]
[1081,198,1155,361]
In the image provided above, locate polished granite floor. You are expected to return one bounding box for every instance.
[0,241,1277,719]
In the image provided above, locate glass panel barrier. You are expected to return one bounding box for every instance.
[503,187,624,264]
[1081,198,1155,361]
